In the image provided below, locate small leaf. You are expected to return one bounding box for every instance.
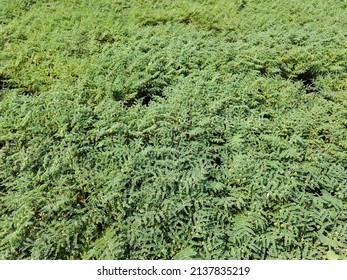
[173,247,200,260]
[326,250,340,260]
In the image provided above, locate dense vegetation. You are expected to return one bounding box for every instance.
[0,0,347,260]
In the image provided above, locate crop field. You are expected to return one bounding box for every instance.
[0,0,347,260]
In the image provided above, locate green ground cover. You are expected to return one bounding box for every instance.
[0,0,347,259]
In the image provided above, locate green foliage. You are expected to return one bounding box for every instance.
[0,0,346,259]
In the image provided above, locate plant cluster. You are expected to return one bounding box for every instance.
[0,0,346,259]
